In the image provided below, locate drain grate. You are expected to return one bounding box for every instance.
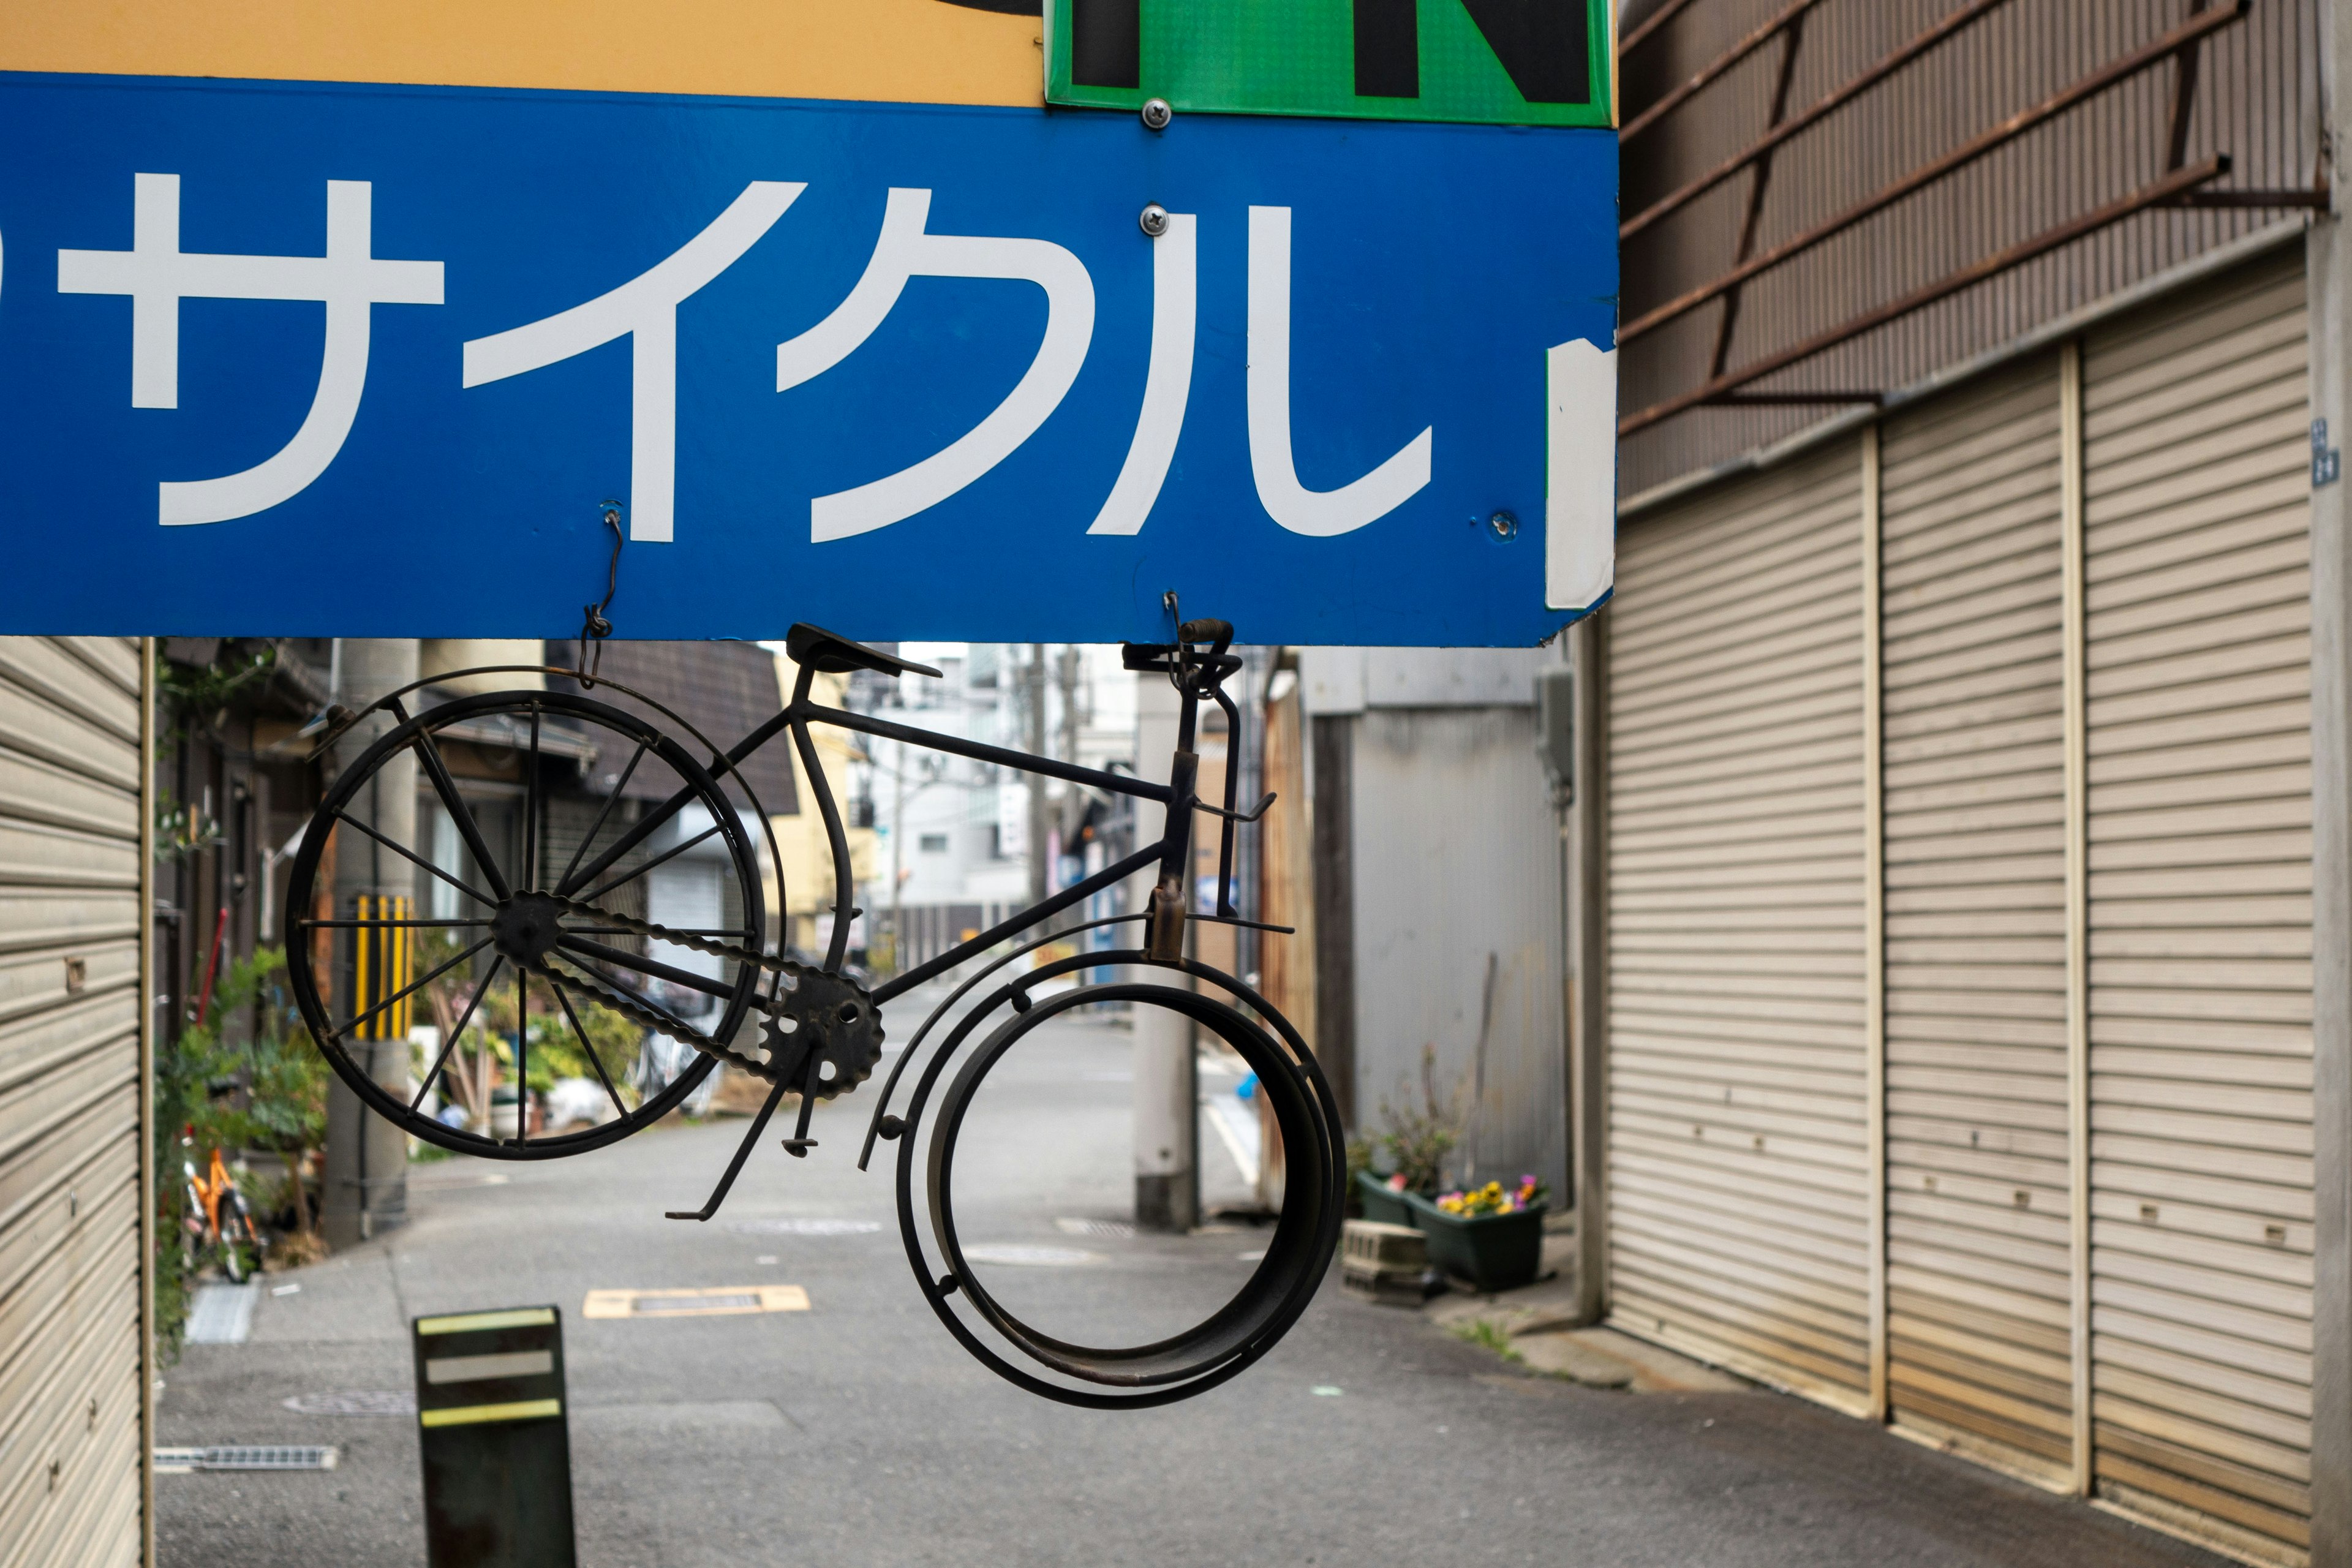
[281,1391,415,1416]
[156,1445,337,1472]
[1054,1217,1136,1240]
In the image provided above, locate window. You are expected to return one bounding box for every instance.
[919,832,951,854]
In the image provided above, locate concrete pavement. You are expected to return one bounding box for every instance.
[157,999,2229,1567]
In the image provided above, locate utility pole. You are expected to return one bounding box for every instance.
[1129,669,1196,1231]
[322,638,418,1250]
[1023,642,1050,910]
[888,733,908,974]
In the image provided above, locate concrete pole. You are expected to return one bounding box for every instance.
[322,638,419,1250]
[888,735,907,974]
[1566,616,1609,1325]
[1129,669,1196,1231]
[1024,643,1050,910]
[2305,7,2350,1551]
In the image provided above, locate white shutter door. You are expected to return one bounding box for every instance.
[2082,254,2313,1562]
[0,638,146,1568]
[1877,358,2075,1480]
[1605,442,1872,1410]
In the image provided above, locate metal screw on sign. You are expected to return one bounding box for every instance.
[1140,98,1173,132]
[1487,510,1519,541]
[1139,203,1170,238]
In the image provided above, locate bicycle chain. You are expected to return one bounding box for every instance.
[527,892,881,1088]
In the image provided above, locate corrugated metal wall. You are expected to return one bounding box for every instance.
[1602,247,2316,1564]
[2081,251,2313,1562]
[1349,707,1565,1196]
[0,636,149,1568]
[1604,442,1873,1411]
[1879,358,2075,1480]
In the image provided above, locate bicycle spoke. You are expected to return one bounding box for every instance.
[557,779,699,898]
[409,954,504,1114]
[408,728,514,903]
[300,917,493,930]
[339,937,492,1040]
[333,810,496,910]
[549,954,704,1041]
[556,935,737,1002]
[547,973,631,1123]
[557,738,647,893]
[575,821,722,905]
[521,705,541,893]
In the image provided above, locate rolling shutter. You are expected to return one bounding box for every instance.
[1605,442,1872,1410]
[2081,253,2313,1562]
[0,638,148,1568]
[1877,358,2075,1481]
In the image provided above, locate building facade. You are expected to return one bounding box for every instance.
[1573,3,2340,1562]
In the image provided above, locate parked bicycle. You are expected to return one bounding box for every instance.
[179,1128,267,1284]
[282,612,1343,1408]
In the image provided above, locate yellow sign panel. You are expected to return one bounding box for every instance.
[0,0,1042,107]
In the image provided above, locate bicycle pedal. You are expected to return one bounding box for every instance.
[781,1138,819,1157]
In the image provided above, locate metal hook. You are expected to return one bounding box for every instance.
[578,502,624,688]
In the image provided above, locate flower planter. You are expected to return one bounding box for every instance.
[1354,1170,1419,1228]
[1401,1190,1547,1293]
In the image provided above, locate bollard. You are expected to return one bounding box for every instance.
[412,1306,578,1568]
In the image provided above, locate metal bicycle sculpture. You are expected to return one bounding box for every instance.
[283,615,1344,1408]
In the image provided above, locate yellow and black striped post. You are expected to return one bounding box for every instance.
[352,895,414,1040]
[412,1306,576,1567]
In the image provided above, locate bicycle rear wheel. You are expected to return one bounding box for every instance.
[285,690,770,1160]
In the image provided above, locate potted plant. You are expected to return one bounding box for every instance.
[1355,1046,1462,1224]
[1406,1175,1550,1293]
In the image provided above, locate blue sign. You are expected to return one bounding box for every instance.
[0,73,1617,645]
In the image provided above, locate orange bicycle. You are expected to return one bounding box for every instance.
[179,1127,267,1284]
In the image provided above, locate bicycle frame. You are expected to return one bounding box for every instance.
[655,617,1281,1221]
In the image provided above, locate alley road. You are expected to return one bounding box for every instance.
[157,992,2226,1567]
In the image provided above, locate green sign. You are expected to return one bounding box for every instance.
[1045,0,1616,129]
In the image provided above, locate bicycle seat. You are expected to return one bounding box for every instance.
[785,624,942,680]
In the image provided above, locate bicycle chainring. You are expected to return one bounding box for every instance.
[529,893,883,1091]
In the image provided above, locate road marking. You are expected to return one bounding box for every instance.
[725,1218,883,1236]
[281,1391,414,1416]
[962,1245,1098,1267]
[582,1286,810,1319]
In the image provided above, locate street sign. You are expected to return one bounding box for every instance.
[1046,0,1617,128]
[0,72,1616,645]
